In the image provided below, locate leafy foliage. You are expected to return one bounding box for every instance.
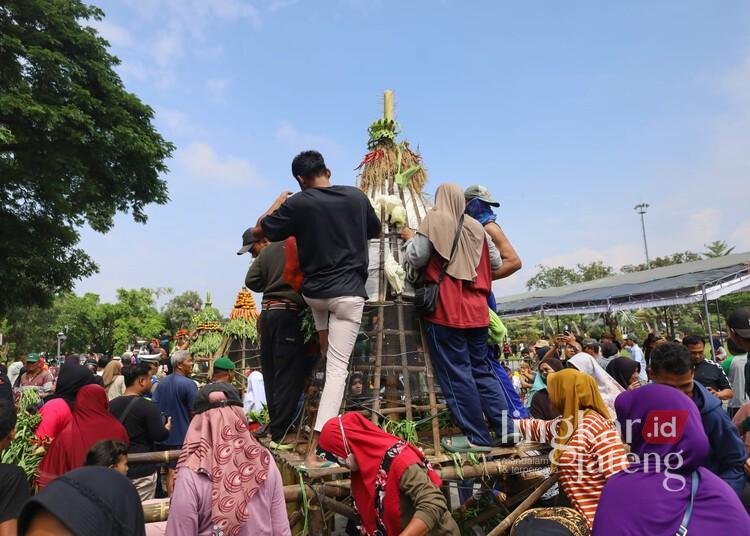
[0,1,174,313]
[162,291,202,333]
[525,261,615,290]
[704,240,735,258]
[620,251,702,273]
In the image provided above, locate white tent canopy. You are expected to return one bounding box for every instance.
[496,252,750,317]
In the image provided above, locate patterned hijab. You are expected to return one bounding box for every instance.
[176,398,269,536]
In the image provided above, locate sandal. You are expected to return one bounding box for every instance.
[441,436,492,453]
[297,461,339,472]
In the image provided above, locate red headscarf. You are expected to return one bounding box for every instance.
[319,413,441,535]
[37,384,128,488]
[176,403,269,536]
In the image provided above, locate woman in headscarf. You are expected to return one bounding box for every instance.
[101,359,125,401]
[565,352,624,417]
[402,183,511,449]
[18,466,145,536]
[528,358,565,420]
[514,369,629,529]
[605,357,643,391]
[319,412,460,536]
[166,384,289,536]
[593,384,750,535]
[36,364,96,441]
[36,384,128,489]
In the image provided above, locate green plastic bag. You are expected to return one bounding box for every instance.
[488,308,507,344]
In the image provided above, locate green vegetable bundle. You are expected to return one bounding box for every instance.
[223,318,258,343]
[1,389,47,481]
[301,309,318,343]
[246,404,269,425]
[189,331,223,357]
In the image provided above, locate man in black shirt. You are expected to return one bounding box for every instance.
[109,363,171,501]
[683,335,733,401]
[253,150,380,467]
[0,399,29,535]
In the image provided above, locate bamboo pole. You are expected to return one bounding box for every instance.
[384,89,394,121]
[486,473,559,536]
[128,449,181,464]
[435,455,550,480]
[419,318,442,454]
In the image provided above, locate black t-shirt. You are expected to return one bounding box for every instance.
[261,185,381,299]
[109,395,170,478]
[0,463,29,522]
[694,360,731,393]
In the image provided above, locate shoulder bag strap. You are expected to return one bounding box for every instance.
[675,470,700,536]
[117,395,140,424]
[437,214,465,284]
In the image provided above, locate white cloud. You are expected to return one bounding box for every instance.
[206,78,230,102]
[267,0,301,12]
[731,219,750,251]
[156,107,197,137]
[153,28,182,66]
[178,142,263,184]
[275,120,342,156]
[116,61,148,82]
[685,208,722,246]
[90,20,134,48]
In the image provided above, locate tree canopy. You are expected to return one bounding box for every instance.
[0,1,174,313]
[525,261,615,290]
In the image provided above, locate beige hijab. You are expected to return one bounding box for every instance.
[417,183,486,281]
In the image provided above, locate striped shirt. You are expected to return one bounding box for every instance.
[516,412,628,527]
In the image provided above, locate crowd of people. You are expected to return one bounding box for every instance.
[1,149,750,535]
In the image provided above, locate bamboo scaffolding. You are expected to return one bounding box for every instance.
[486,473,560,536]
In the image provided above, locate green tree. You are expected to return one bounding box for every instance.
[111,289,165,354]
[525,261,615,290]
[703,240,735,258]
[0,1,174,314]
[620,251,702,273]
[162,291,203,333]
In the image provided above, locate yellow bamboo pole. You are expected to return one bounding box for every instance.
[384,89,394,121]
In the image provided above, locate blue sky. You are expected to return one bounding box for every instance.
[77,0,750,313]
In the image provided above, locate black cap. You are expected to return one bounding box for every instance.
[728,308,750,338]
[237,227,259,255]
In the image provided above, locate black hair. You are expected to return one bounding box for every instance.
[682,335,705,347]
[291,150,327,179]
[649,342,693,375]
[0,399,17,440]
[582,340,600,352]
[601,341,619,358]
[122,363,151,387]
[97,357,108,369]
[728,338,746,356]
[85,440,127,468]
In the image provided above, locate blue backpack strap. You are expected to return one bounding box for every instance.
[676,470,700,536]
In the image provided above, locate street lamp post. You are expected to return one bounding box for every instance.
[634,203,651,270]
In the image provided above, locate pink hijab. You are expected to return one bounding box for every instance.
[176,399,269,536]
